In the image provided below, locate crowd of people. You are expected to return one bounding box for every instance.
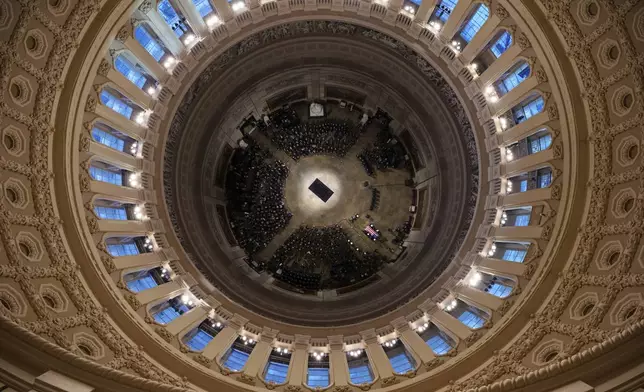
[360,128,409,171]
[266,226,387,291]
[226,140,292,255]
[262,116,362,160]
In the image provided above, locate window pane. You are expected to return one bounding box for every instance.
[459,4,489,42]
[186,329,214,351]
[223,349,250,371]
[107,243,140,257]
[153,306,181,324]
[158,0,188,38]
[514,215,530,226]
[426,335,451,355]
[434,0,458,22]
[94,206,128,220]
[265,361,289,384]
[89,166,123,185]
[520,179,528,192]
[491,31,512,58]
[92,128,125,151]
[389,352,414,374]
[115,56,147,89]
[498,62,530,95]
[538,172,552,188]
[307,368,330,387]
[127,274,158,292]
[502,249,526,263]
[349,364,373,384]
[100,90,134,119]
[134,25,166,62]
[488,283,512,298]
[192,0,214,17]
[457,310,485,329]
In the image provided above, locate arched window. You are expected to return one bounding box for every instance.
[427,334,451,354]
[512,95,545,124]
[92,127,125,151]
[192,0,215,18]
[457,310,485,329]
[124,267,170,293]
[528,131,552,154]
[151,295,192,324]
[459,3,489,43]
[496,62,531,95]
[501,206,532,227]
[183,321,221,351]
[487,282,513,298]
[158,0,191,38]
[222,336,254,371]
[445,299,488,329]
[430,0,458,23]
[383,340,415,374]
[347,350,373,385]
[114,55,149,89]
[134,25,167,62]
[89,163,124,186]
[307,353,330,387]
[99,89,135,119]
[490,30,512,58]
[264,348,291,384]
[503,249,526,262]
[106,236,154,257]
[94,205,127,220]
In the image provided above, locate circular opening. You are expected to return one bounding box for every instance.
[4,133,15,150]
[10,83,21,99]
[5,187,17,203]
[623,197,635,213]
[49,0,61,7]
[25,36,37,51]
[622,93,634,109]
[0,298,10,311]
[18,242,31,257]
[587,2,599,16]
[628,144,638,160]
[42,294,56,309]
[78,343,92,356]
[607,251,620,266]
[624,306,637,320]
[608,45,619,61]
[544,351,558,362]
[581,302,594,316]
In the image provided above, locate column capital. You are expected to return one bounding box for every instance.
[390,316,411,332]
[418,298,437,313]
[328,335,344,350]
[359,328,379,345]
[228,313,248,330]
[260,326,278,343]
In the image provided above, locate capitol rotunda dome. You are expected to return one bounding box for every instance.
[0,0,643,392]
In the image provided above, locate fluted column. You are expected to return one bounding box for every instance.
[504,149,554,175]
[414,0,437,23]
[288,335,310,387]
[89,142,139,171]
[361,329,393,379]
[137,280,184,305]
[454,285,503,311]
[489,77,540,118]
[440,0,473,40]
[121,32,169,82]
[173,0,208,36]
[391,317,435,363]
[114,249,167,270]
[499,112,550,144]
[460,11,503,63]
[89,181,146,202]
[95,104,143,134]
[428,308,472,340]
[97,218,158,234]
[243,328,276,378]
[475,43,524,87]
[166,305,209,335]
[502,187,553,206]
[329,336,349,386]
[138,3,183,55]
[105,70,154,111]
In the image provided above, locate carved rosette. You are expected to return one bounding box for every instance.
[155,327,174,343]
[381,376,400,386]
[237,373,256,386]
[517,33,531,50]
[494,5,509,20]
[101,256,116,273]
[194,354,213,367]
[97,59,110,77]
[85,95,97,112]
[86,216,99,234]
[332,386,351,392]
[115,24,131,43]
[124,294,141,310]
[285,386,303,392]
[138,0,152,13]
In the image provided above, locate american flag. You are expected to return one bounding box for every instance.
[364,225,378,237]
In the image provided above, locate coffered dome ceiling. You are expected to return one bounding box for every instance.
[0,0,644,391]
